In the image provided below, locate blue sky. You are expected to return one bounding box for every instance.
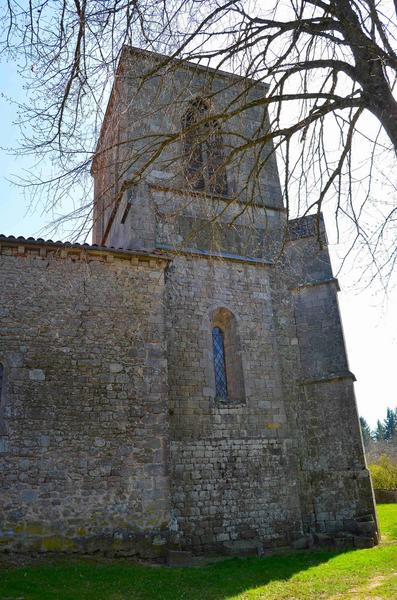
[0,58,396,428]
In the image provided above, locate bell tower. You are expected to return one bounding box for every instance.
[91,46,378,554]
[92,46,285,264]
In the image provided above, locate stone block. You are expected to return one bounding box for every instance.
[334,537,354,550]
[291,535,313,550]
[354,536,375,549]
[356,521,376,535]
[223,540,262,557]
[313,533,334,546]
[29,369,45,381]
[167,550,193,567]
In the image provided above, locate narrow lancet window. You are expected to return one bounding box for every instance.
[212,327,228,399]
[182,98,228,195]
[207,122,228,196]
[182,98,207,191]
[0,364,3,398]
[211,308,245,404]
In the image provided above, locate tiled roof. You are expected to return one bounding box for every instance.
[0,234,171,261]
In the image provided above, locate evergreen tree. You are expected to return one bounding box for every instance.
[374,420,386,442]
[359,417,372,447]
[383,408,397,441]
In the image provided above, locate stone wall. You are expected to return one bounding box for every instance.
[374,489,397,504]
[0,238,171,556]
[0,231,378,556]
[104,182,286,265]
[163,226,378,552]
[165,255,304,551]
[271,215,378,540]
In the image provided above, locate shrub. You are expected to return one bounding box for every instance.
[369,454,397,490]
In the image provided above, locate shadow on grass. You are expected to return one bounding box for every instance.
[0,549,351,600]
[1,507,395,598]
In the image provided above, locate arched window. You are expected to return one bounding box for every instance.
[207,121,228,195]
[211,308,245,404]
[182,98,207,191]
[182,98,228,195]
[0,363,3,398]
[212,327,228,400]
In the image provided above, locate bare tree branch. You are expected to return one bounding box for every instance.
[0,0,396,286]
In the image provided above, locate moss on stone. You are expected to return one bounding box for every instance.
[41,536,75,552]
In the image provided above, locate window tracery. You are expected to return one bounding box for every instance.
[211,308,245,404]
[182,98,228,195]
[212,326,228,400]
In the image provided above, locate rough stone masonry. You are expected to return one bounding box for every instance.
[0,46,378,558]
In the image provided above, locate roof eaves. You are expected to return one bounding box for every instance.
[0,234,172,263]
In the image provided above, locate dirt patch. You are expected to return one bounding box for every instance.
[329,572,397,599]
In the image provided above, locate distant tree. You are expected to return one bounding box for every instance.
[383,407,397,441]
[374,420,386,442]
[359,416,372,447]
[369,454,397,491]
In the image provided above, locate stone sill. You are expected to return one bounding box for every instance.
[214,397,246,409]
[290,277,340,293]
[299,371,356,386]
[149,183,286,212]
[156,243,272,266]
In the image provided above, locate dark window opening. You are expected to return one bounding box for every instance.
[212,326,228,400]
[182,98,228,195]
[206,122,228,195]
[211,308,245,404]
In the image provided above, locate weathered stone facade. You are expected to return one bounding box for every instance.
[0,240,172,555]
[0,47,377,557]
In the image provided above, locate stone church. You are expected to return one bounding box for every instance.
[0,47,377,557]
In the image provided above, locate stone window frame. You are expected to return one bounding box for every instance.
[181,97,228,196]
[210,307,246,406]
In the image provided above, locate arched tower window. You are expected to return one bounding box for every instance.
[211,308,245,404]
[183,98,207,191]
[212,327,228,400]
[182,98,228,195]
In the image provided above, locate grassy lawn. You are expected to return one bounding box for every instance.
[378,504,397,542]
[0,505,396,600]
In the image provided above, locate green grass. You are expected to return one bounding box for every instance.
[378,503,397,542]
[0,505,396,600]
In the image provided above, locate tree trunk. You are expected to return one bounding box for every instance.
[333,0,397,150]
